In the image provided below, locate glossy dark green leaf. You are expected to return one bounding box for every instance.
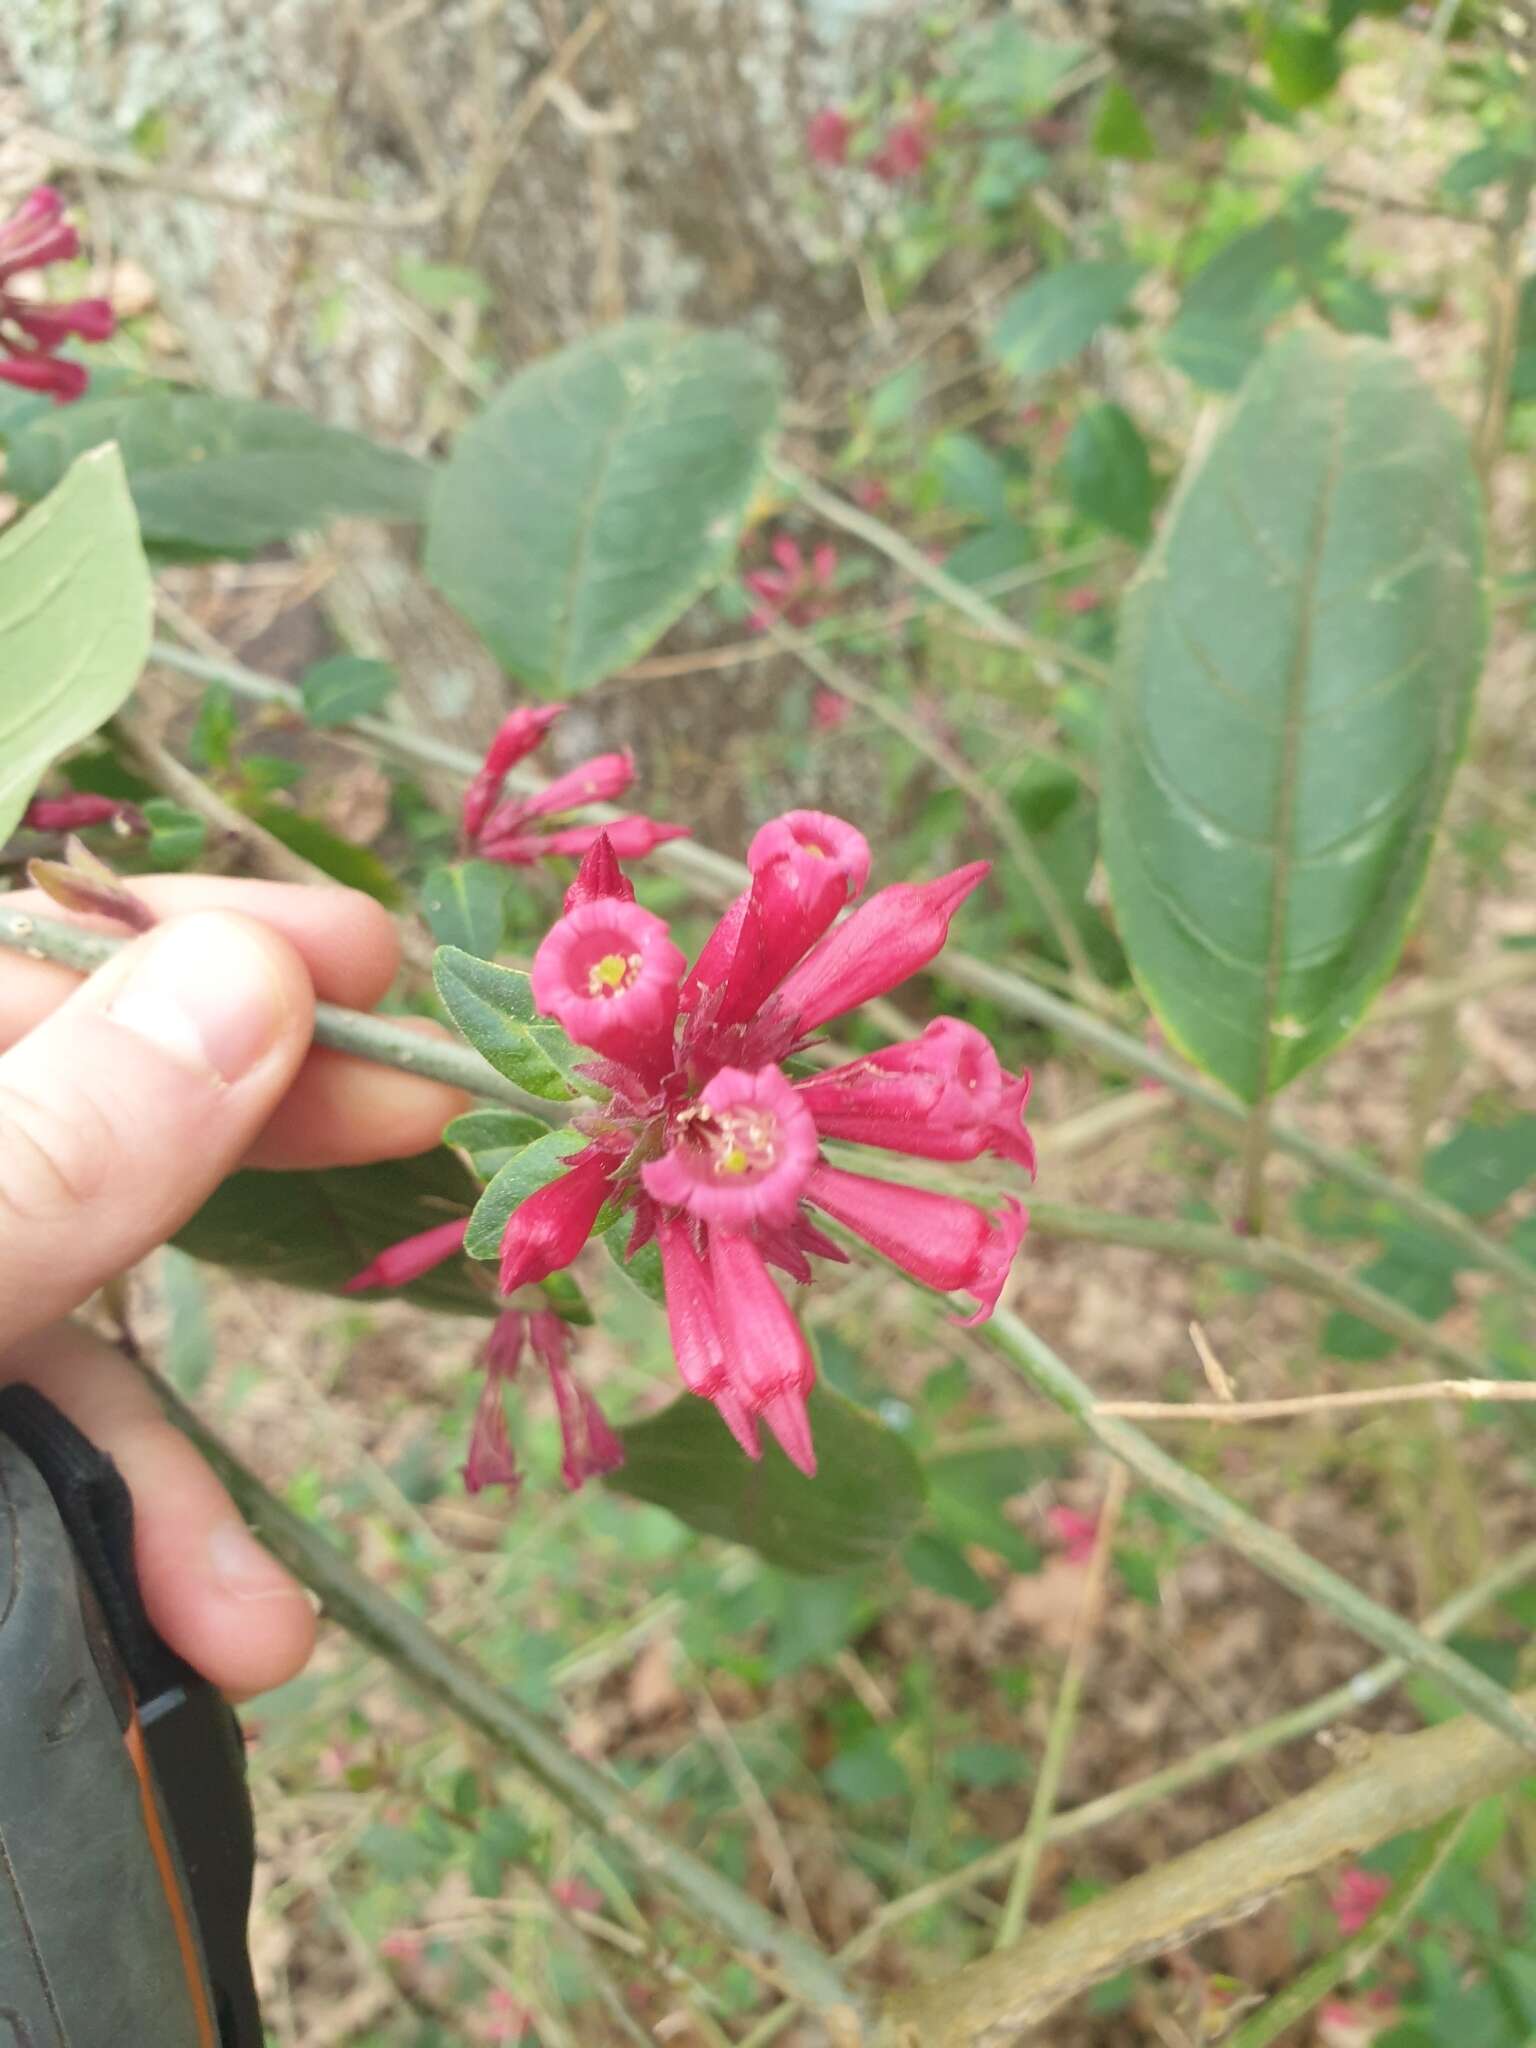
[1103,330,1484,1103]
[607,1386,926,1576]
[464,1130,587,1260]
[1062,402,1154,542]
[4,388,429,550]
[172,1149,493,1317]
[443,1108,556,1181]
[421,862,510,958]
[425,321,780,693]
[991,261,1144,380]
[433,946,583,1102]
[300,655,397,727]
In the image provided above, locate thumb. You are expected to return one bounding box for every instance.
[0,911,314,1347]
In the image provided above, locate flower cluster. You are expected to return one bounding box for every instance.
[1328,1865,1391,1937]
[498,812,1032,1475]
[0,188,115,403]
[742,533,838,634]
[343,1219,624,1498]
[805,100,938,183]
[460,704,688,870]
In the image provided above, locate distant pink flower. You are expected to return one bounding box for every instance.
[1319,1990,1399,2045]
[0,187,114,403]
[379,1929,423,1964]
[550,1878,604,1915]
[1047,1505,1100,1565]
[534,1309,625,1490]
[806,107,853,167]
[743,534,839,632]
[482,1988,535,2044]
[461,705,687,874]
[812,689,850,733]
[1062,585,1104,616]
[343,1217,470,1295]
[868,99,936,183]
[851,477,888,512]
[495,815,1031,1473]
[1019,403,1046,429]
[1329,1865,1391,1936]
[22,793,147,835]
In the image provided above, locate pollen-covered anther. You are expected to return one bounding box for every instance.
[643,1064,818,1229]
[586,949,643,997]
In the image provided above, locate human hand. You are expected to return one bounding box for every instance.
[0,877,469,1696]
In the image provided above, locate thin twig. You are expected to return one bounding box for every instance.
[113,707,325,886]
[1097,1380,1536,1423]
[771,460,1108,685]
[980,1310,1536,1758]
[995,1466,1127,1947]
[21,127,443,230]
[140,634,1536,1305]
[691,1680,816,1940]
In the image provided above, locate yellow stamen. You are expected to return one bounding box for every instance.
[587,951,636,996]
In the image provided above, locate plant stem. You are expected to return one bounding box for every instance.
[877,1679,1536,2046]
[994,1467,1126,1948]
[980,1311,1536,1757]
[0,908,556,1117]
[1026,1200,1487,1378]
[770,460,1108,685]
[1098,1380,1536,1423]
[144,1369,862,2027]
[1239,1098,1272,1235]
[842,1536,1536,1956]
[1225,1809,1471,2048]
[144,634,1536,1305]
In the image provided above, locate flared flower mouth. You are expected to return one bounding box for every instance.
[531,897,686,1067]
[643,1064,818,1228]
[748,809,871,898]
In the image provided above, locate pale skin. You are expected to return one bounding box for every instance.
[0,877,470,1698]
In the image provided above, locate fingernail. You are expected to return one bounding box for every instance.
[104,915,287,1081]
[208,1518,307,1603]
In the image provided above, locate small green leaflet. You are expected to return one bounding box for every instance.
[1062,402,1155,543]
[300,655,397,727]
[444,1108,555,1181]
[433,945,585,1102]
[990,261,1144,381]
[465,1130,587,1260]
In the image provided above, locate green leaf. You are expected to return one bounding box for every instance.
[464,1129,587,1260]
[0,445,152,846]
[141,798,207,868]
[1102,330,1484,1103]
[1062,402,1154,542]
[1092,80,1155,161]
[1163,208,1349,392]
[240,797,403,906]
[823,1735,909,1806]
[606,1386,926,1576]
[421,862,509,958]
[425,321,780,693]
[1426,1116,1536,1218]
[433,946,584,1101]
[173,1149,493,1317]
[4,388,430,551]
[443,1108,555,1181]
[904,1530,995,1608]
[949,1742,1030,1789]
[605,1225,667,1305]
[1264,23,1343,109]
[300,654,397,727]
[1324,1244,1460,1360]
[991,261,1144,380]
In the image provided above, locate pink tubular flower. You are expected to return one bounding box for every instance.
[0,187,115,404]
[770,861,990,1037]
[796,1017,1035,1172]
[533,1310,625,1490]
[1062,585,1104,616]
[868,99,936,183]
[563,830,635,911]
[550,1877,604,1915]
[805,1163,1025,1325]
[498,1152,616,1296]
[531,897,687,1081]
[460,702,686,874]
[806,107,853,167]
[812,688,851,734]
[343,1217,470,1294]
[644,1065,818,1229]
[488,811,1030,1472]
[1047,1504,1100,1565]
[742,534,839,632]
[22,793,147,835]
[1328,1866,1391,1937]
